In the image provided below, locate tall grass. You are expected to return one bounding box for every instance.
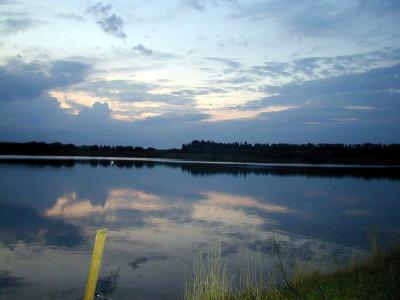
[184,238,400,300]
[184,247,280,300]
[184,250,233,300]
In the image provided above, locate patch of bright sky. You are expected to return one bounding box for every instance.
[50,90,103,110]
[204,105,297,122]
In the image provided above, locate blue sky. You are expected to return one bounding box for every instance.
[0,0,399,147]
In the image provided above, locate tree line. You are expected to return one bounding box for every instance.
[1,140,399,164]
[181,140,400,162]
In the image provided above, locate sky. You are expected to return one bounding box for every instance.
[0,0,399,147]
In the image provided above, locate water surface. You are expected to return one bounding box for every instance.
[0,157,399,299]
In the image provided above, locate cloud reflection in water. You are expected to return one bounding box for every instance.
[45,189,166,219]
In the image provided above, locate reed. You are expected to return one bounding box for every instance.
[184,240,400,300]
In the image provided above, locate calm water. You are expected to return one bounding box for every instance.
[0,157,399,299]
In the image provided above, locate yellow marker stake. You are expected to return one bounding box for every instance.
[84,229,107,300]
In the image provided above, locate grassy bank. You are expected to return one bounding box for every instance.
[184,244,400,300]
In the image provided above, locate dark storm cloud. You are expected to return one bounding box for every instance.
[0,59,91,102]
[87,2,126,39]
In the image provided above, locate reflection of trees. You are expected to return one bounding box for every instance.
[0,270,27,291]
[180,164,400,180]
[97,269,120,298]
[129,257,148,270]
[1,159,399,180]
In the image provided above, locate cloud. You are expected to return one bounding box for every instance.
[0,13,39,35]
[0,61,208,146]
[132,44,178,59]
[49,60,92,86]
[263,63,400,99]
[0,59,91,102]
[144,112,210,122]
[204,48,400,92]
[171,87,227,97]
[133,44,153,55]
[56,13,85,22]
[87,2,112,16]
[251,47,400,84]
[0,54,399,147]
[72,79,194,107]
[77,102,112,125]
[44,189,164,218]
[180,0,208,11]
[345,105,374,111]
[357,0,400,15]
[179,0,237,12]
[229,0,400,37]
[236,63,400,129]
[97,14,126,39]
[0,0,19,5]
[204,56,242,70]
[230,1,349,35]
[0,89,209,147]
[87,2,126,39]
[208,62,400,143]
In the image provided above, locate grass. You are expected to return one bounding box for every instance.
[184,241,400,300]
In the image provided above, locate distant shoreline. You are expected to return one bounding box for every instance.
[1,141,400,166]
[1,154,399,169]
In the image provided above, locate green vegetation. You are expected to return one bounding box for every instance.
[184,243,400,300]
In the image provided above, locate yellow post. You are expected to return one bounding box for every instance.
[84,229,107,300]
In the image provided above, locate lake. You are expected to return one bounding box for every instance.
[0,156,399,299]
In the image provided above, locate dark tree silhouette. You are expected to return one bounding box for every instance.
[0,140,399,165]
